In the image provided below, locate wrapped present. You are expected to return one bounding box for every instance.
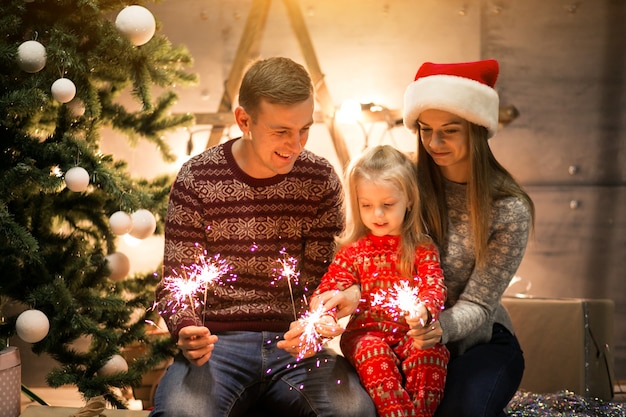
[502,297,615,400]
[0,346,20,417]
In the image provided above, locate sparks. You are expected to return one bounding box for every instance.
[371,280,424,323]
[160,271,203,316]
[296,304,336,361]
[271,248,300,321]
[187,253,234,322]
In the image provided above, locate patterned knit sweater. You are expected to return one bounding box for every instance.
[314,234,446,338]
[155,138,344,339]
[439,180,532,357]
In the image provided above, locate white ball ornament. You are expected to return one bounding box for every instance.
[109,211,133,235]
[16,309,50,343]
[115,5,156,46]
[51,78,77,103]
[17,40,47,73]
[64,166,90,192]
[105,252,131,281]
[129,209,156,239]
[67,97,85,117]
[98,354,129,376]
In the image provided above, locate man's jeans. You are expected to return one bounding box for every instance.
[150,331,376,417]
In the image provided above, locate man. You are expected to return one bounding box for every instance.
[150,57,375,417]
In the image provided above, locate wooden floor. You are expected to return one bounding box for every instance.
[20,383,626,414]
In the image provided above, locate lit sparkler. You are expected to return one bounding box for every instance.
[372,280,425,324]
[187,253,234,322]
[270,248,300,321]
[160,270,203,316]
[295,303,338,361]
[159,253,234,321]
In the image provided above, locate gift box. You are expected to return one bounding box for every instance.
[502,297,615,400]
[0,346,21,417]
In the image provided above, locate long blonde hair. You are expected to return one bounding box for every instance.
[417,123,534,266]
[339,145,431,277]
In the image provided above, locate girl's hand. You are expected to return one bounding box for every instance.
[311,285,361,319]
[315,314,344,339]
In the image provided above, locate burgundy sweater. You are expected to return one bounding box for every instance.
[156,139,344,339]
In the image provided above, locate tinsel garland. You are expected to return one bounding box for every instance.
[506,390,625,417]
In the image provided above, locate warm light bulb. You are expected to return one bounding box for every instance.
[336,99,362,124]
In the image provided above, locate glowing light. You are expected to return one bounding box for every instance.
[158,253,234,320]
[371,280,425,323]
[160,271,203,316]
[295,304,329,361]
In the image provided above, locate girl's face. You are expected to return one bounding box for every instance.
[355,178,409,237]
[418,109,471,183]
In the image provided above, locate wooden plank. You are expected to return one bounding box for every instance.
[205,0,272,149]
[282,0,351,169]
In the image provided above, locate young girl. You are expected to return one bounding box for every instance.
[312,145,449,417]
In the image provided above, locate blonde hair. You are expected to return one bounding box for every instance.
[339,145,431,277]
[417,123,535,266]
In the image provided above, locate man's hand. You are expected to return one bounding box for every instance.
[277,321,311,359]
[177,326,218,367]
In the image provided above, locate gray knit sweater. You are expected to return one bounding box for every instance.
[438,180,531,357]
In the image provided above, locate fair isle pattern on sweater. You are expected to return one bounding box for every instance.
[156,139,344,338]
[438,180,532,356]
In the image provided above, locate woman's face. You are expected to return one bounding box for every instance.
[418,109,471,183]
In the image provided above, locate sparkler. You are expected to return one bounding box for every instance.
[372,280,425,324]
[189,253,234,322]
[159,253,234,322]
[160,270,203,316]
[270,248,300,321]
[295,303,339,361]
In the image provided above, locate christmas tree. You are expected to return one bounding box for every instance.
[0,0,196,408]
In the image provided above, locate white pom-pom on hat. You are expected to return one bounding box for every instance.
[403,59,500,138]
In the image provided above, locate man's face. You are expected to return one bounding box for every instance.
[239,97,314,178]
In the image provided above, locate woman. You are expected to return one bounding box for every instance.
[402,59,535,417]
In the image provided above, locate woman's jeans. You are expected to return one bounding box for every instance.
[149,331,376,417]
[435,323,524,417]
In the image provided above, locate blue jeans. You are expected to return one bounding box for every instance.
[434,323,524,417]
[149,331,376,417]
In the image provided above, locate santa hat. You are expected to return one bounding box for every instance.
[403,59,500,138]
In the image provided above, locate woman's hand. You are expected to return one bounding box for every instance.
[407,319,443,350]
[311,285,361,319]
[177,326,218,367]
